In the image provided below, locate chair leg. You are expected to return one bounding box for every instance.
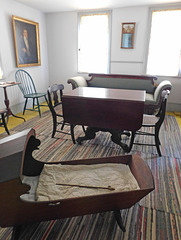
[33,98,35,110]
[70,124,76,144]
[23,99,28,115]
[1,113,10,135]
[52,115,57,138]
[44,95,48,105]
[155,126,162,156]
[82,125,86,133]
[36,98,41,117]
[61,120,65,130]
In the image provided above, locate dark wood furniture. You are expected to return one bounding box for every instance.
[0,129,154,239]
[67,74,172,115]
[129,90,170,156]
[0,108,10,135]
[62,87,145,151]
[47,84,85,143]
[47,83,75,143]
[0,82,25,122]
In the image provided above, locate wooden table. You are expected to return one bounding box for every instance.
[62,87,145,151]
[0,82,25,122]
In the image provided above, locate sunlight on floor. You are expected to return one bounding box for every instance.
[0,103,49,134]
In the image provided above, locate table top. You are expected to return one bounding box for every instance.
[64,87,145,102]
[0,81,20,88]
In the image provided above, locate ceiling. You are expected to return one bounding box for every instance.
[15,0,181,13]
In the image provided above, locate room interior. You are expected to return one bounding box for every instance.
[0,0,181,239]
[0,0,181,114]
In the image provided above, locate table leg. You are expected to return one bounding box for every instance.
[3,87,25,122]
[77,126,130,152]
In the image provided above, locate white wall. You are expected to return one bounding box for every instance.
[111,6,149,74]
[46,5,181,111]
[1,1,181,113]
[46,7,151,87]
[0,0,49,113]
[46,11,78,92]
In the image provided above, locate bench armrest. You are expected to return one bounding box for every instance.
[67,76,88,90]
[154,80,172,105]
[144,80,172,114]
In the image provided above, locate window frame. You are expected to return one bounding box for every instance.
[145,6,181,78]
[77,10,112,74]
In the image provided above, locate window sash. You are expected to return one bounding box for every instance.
[78,11,111,74]
[146,9,181,77]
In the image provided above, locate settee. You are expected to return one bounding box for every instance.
[67,73,172,114]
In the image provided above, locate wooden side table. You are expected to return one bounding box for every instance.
[0,82,25,122]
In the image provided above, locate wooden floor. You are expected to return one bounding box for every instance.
[0,105,181,134]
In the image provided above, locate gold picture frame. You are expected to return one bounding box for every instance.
[121,22,136,49]
[12,15,41,67]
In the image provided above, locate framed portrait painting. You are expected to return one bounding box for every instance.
[12,15,41,67]
[121,22,136,49]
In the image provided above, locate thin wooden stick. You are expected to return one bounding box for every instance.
[56,183,115,191]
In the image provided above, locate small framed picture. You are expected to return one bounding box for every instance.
[12,15,41,67]
[121,22,136,49]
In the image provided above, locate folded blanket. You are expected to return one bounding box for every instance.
[36,163,140,201]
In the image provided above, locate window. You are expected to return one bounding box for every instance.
[78,11,111,74]
[146,9,181,77]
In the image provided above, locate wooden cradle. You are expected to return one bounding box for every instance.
[0,128,154,240]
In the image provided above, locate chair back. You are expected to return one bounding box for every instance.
[47,84,64,115]
[156,89,170,122]
[15,69,37,96]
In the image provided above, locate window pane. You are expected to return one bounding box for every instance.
[78,12,111,73]
[147,9,181,76]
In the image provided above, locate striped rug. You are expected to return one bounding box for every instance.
[0,111,181,239]
[1,204,181,240]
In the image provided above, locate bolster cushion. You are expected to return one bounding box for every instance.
[144,80,172,107]
[68,76,88,89]
[153,80,172,104]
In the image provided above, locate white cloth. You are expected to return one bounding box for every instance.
[36,163,140,201]
[21,176,39,201]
